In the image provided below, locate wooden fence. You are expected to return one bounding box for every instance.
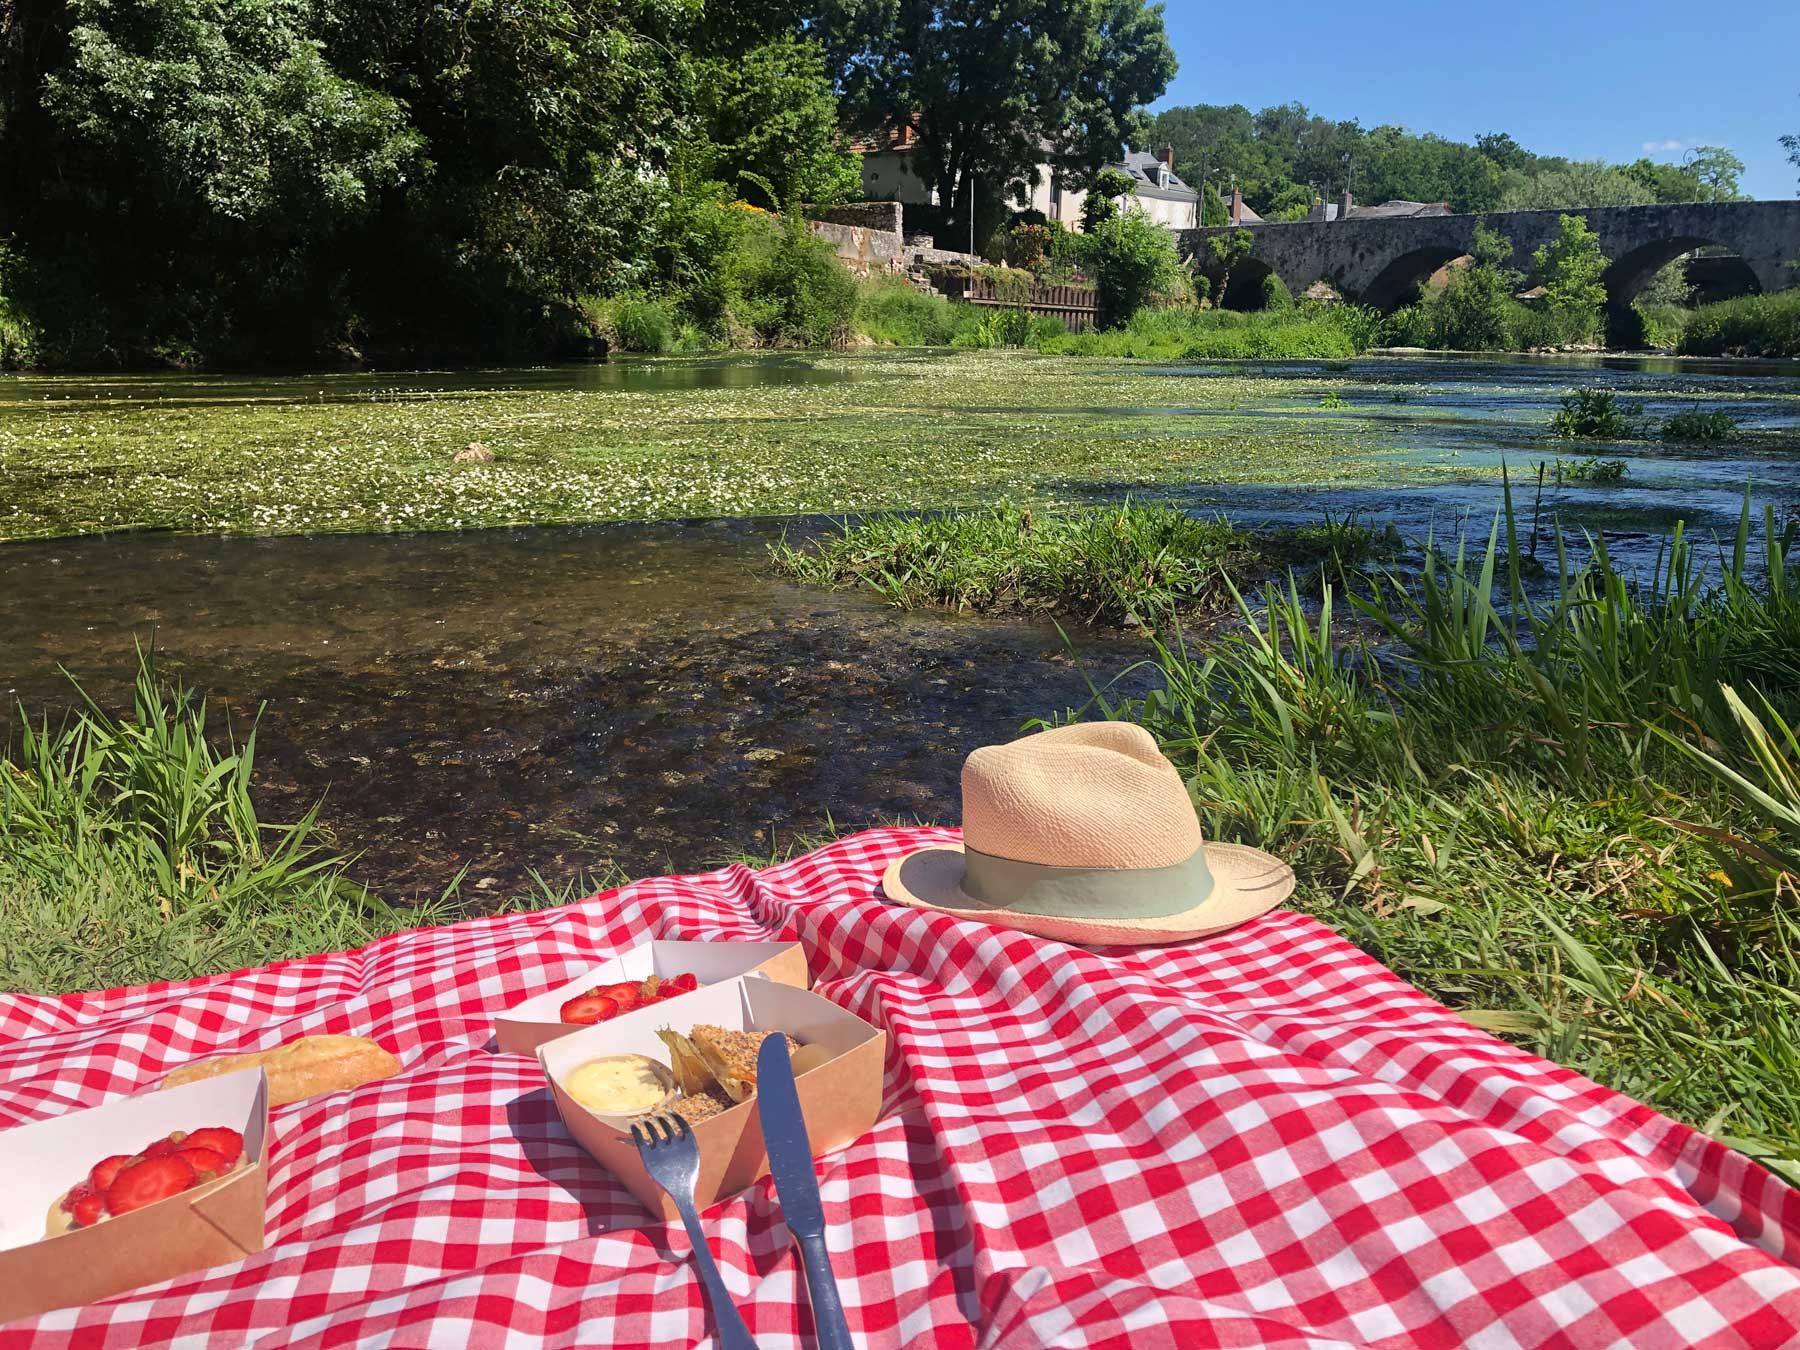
[937,276,1100,332]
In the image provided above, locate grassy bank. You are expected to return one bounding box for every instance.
[1038,304,1381,361]
[1679,289,1800,359]
[770,503,1397,627]
[778,498,1800,1179]
[0,659,587,993]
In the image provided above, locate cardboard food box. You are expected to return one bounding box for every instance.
[539,976,884,1219]
[496,939,808,1056]
[0,1069,270,1324]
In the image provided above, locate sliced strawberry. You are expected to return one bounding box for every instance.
[664,973,698,995]
[559,990,619,1025]
[180,1126,244,1160]
[585,981,635,1014]
[70,1192,104,1227]
[174,1145,231,1180]
[105,1155,197,1215]
[141,1130,187,1158]
[61,1180,95,1213]
[89,1154,135,1193]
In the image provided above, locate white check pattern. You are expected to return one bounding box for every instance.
[2,827,1797,1348]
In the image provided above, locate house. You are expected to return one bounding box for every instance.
[1111,148,1200,230]
[1302,192,1452,223]
[849,119,1200,234]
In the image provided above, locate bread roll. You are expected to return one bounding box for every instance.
[161,1035,400,1106]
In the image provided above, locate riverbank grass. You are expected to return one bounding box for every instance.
[770,503,1256,627]
[0,658,582,993]
[780,497,1800,1179]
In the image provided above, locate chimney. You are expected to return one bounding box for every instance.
[1230,187,1244,225]
[1338,188,1353,221]
[1158,144,1175,172]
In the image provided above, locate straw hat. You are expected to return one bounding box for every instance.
[881,722,1294,945]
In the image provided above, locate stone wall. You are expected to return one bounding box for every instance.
[804,201,905,234]
[806,219,906,277]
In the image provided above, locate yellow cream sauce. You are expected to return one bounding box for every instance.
[565,1056,668,1114]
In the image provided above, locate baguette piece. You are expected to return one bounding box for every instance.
[161,1034,400,1106]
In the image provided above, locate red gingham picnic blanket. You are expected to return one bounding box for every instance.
[3,826,1799,1349]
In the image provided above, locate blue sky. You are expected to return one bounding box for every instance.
[1151,0,1799,199]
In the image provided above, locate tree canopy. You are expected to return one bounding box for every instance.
[819,0,1176,233]
[1148,101,1745,218]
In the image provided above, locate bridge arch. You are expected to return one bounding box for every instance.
[1360,245,1468,311]
[1216,255,1276,310]
[1600,235,1762,307]
[1600,234,1765,347]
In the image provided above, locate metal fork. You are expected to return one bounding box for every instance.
[630,1115,762,1350]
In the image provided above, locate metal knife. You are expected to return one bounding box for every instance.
[757,1035,856,1350]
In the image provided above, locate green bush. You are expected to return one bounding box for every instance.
[1036,304,1378,361]
[1261,272,1295,310]
[1634,301,1690,350]
[1678,289,1800,358]
[1661,408,1739,442]
[1551,390,1637,439]
[856,278,974,346]
[611,296,678,353]
[1086,211,1186,327]
[727,212,859,347]
[1388,264,1518,350]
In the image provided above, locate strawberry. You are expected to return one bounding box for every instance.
[105,1155,197,1215]
[61,1180,95,1213]
[142,1130,187,1158]
[559,989,620,1025]
[180,1126,244,1160]
[70,1192,105,1228]
[665,973,698,995]
[89,1154,135,1194]
[602,981,643,1014]
[174,1145,231,1180]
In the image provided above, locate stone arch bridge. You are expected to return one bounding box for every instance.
[1181,201,1800,333]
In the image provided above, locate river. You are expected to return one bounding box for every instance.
[2,351,1796,900]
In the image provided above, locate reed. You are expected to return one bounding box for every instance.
[1033,488,1800,1177]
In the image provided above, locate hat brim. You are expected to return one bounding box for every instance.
[879,842,1294,946]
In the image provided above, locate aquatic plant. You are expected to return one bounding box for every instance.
[1551,389,1637,439]
[1660,408,1739,442]
[769,502,1257,629]
[1317,391,1349,409]
[1552,456,1627,484]
[0,353,1415,541]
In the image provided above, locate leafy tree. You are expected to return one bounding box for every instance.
[1082,167,1136,233]
[684,36,860,205]
[1533,214,1609,343]
[1201,229,1255,309]
[821,0,1176,234]
[1500,162,1658,210]
[1201,182,1229,227]
[1476,132,1531,172]
[1682,146,1745,202]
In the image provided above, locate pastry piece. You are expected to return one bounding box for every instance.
[161,1034,400,1106]
[649,1086,733,1127]
[689,1026,800,1104]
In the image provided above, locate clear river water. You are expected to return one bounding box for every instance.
[2,351,1796,901]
